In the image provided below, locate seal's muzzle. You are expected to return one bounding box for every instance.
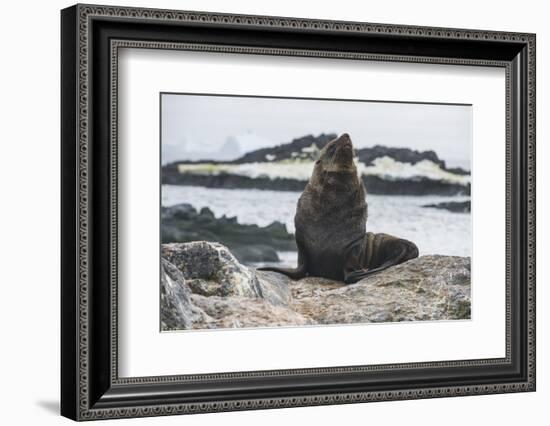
[332,133,354,167]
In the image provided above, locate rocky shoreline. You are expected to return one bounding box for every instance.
[162,203,296,263]
[161,241,471,331]
[162,134,471,196]
[162,170,470,196]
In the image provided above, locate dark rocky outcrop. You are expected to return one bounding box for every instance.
[423,200,471,213]
[233,133,336,163]
[160,242,471,331]
[363,176,470,196]
[445,166,470,176]
[161,204,296,264]
[357,144,444,168]
[162,171,308,192]
[162,173,470,196]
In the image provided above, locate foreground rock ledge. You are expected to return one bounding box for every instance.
[161,242,471,331]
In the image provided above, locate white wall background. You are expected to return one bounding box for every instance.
[0,0,546,424]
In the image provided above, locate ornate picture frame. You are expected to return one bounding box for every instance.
[61,4,535,421]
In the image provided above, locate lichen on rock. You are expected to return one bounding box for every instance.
[162,241,262,298]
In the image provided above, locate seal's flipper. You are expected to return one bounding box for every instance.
[257,241,307,280]
[344,263,393,284]
[343,237,419,284]
[257,265,307,280]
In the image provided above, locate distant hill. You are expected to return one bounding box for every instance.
[229,134,468,175]
[163,134,470,195]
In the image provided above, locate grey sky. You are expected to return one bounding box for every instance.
[161,94,472,168]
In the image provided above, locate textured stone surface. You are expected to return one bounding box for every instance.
[160,242,471,331]
[162,242,291,305]
[288,255,471,324]
[191,295,313,329]
[160,258,210,330]
[162,241,262,298]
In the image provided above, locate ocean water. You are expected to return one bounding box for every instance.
[162,185,471,262]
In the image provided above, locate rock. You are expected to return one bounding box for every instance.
[162,241,262,298]
[445,166,470,176]
[162,242,291,306]
[363,175,470,196]
[288,255,471,324]
[162,171,308,192]
[160,258,210,330]
[423,200,471,213]
[162,172,470,196]
[160,242,471,330]
[198,206,215,221]
[357,145,446,168]
[256,270,293,307]
[161,203,296,263]
[190,295,313,329]
[218,214,238,225]
[232,133,336,163]
[161,203,197,220]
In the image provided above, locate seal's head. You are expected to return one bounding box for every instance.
[318,133,356,173]
[307,133,362,197]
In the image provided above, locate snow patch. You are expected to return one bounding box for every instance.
[301,143,320,154]
[178,161,314,181]
[359,157,470,185]
[177,156,470,185]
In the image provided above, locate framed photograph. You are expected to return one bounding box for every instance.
[61,4,536,421]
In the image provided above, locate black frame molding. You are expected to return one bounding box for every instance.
[61,4,536,421]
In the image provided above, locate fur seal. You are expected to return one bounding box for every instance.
[259,133,419,284]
